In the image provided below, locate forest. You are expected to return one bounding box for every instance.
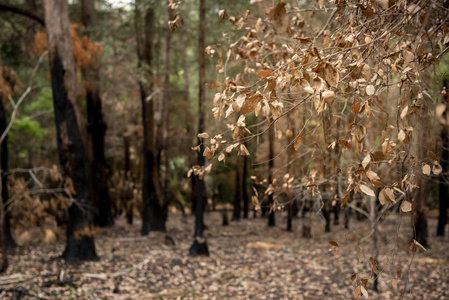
[0,0,448,298]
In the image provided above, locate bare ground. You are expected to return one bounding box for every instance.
[1,211,448,299]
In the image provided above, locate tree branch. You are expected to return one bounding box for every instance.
[0,3,44,25]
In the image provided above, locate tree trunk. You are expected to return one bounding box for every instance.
[437,126,448,236]
[286,93,295,231]
[268,118,275,227]
[242,155,249,219]
[43,0,97,261]
[81,0,114,228]
[190,0,208,256]
[233,155,243,221]
[437,80,448,236]
[135,2,165,235]
[156,2,173,215]
[0,93,15,248]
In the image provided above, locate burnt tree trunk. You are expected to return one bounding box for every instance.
[43,0,97,261]
[242,155,249,219]
[135,3,165,235]
[233,155,243,221]
[156,2,173,218]
[286,93,295,231]
[437,80,448,236]
[0,94,15,248]
[190,0,208,256]
[81,0,114,227]
[437,125,448,236]
[268,118,275,227]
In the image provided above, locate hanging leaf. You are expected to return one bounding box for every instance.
[322,90,336,105]
[293,135,302,150]
[339,139,351,149]
[205,83,220,89]
[360,285,369,298]
[357,245,365,263]
[354,286,361,297]
[340,193,350,209]
[257,70,272,78]
[242,93,262,115]
[366,85,375,96]
[422,164,431,175]
[398,129,406,142]
[323,63,339,88]
[366,170,380,182]
[329,240,339,247]
[318,0,325,9]
[362,154,371,169]
[304,86,315,94]
[400,105,409,119]
[428,151,438,161]
[218,9,228,20]
[400,200,412,212]
[432,161,442,175]
[360,184,375,197]
[197,132,209,139]
[379,187,395,205]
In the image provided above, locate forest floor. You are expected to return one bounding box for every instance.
[1,210,448,299]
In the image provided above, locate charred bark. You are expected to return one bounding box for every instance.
[136,4,165,235]
[437,80,449,236]
[43,0,97,261]
[233,153,243,221]
[156,2,173,212]
[190,0,208,256]
[242,155,249,219]
[437,125,448,236]
[268,118,275,227]
[0,96,15,248]
[81,0,114,228]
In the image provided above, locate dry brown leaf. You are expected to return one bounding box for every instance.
[257,70,272,78]
[400,200,412,212]
[432,161,442,175]
[422,163,431,175]
[242,93,262,115]
[323,63,339,88]
[360,184,375,197]
[357,245,365,263]
[197,132,209,139]
[293,136,301,151]
[362,154,371,169]
[339,139,351,149]
[366,85,375,96]
[354,286,361,297]
[366,170,380,182]
[329,240,339,247]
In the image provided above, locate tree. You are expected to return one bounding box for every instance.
[43,0,96,261]
[81,0,114,228]
[155,0,173,218]
[197,0,448,294]
[189,0,208,256]
[437,78,449,236]
[0,59,16,249]
[135,0,165,235]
